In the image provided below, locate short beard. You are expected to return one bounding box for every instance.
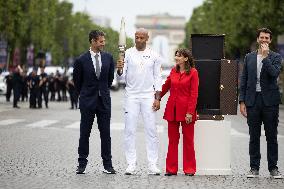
[136,44,146,51]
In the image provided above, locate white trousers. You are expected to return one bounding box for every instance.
[124,97,159,166]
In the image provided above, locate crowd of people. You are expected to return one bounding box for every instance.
[4,66,78,110]
[2,27,282,179]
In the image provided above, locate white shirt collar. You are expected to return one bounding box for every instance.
[89,48,101,57]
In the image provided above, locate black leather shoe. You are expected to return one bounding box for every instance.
[185,173,195,176]
[76,165,86,174]
[103,167,116,174]
[165,172,177,176]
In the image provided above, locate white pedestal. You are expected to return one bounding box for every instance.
[195,120,231,175]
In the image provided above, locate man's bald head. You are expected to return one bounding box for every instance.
[135,28,149,36]
[135,28,149,51]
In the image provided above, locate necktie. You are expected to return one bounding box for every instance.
[95,53,100,78]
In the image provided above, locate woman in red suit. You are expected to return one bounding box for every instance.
[161,48,199,176]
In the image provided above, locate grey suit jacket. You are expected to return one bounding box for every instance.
[239,50,282,106]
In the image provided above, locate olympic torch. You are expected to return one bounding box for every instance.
[118,17,126,75]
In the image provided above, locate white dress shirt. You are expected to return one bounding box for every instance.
[89,48,102,74]
[256,54,264,92]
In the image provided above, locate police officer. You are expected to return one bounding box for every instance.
[29,68,40,109]
[12,66,23,108]
[49,73,56,101]
[67,75,78,109]
[5,71,13,102]
[55,70,62,101]
[38,67,49,108]
[21,72,29,102]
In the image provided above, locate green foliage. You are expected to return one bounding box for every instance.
[184,0,284,59]
[102,27,119,62]
[0,0,133,67]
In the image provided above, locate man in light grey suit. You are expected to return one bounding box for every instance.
[239,28,282,179]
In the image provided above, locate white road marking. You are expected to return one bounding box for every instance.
[64,122,125,130]
[3,118,282,138]
[64,122,165,133]
[65,121,80,129]
[110,122,124,130]
[26,120,58,128]
[0,119,25,126]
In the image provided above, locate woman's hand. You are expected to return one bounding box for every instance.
[185,113,192,124]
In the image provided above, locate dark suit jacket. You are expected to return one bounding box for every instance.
[239,50,282,107]
[73,51,114,111]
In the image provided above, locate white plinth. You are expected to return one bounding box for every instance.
[195,120,231,175]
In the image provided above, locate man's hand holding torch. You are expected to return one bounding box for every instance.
[117,59,124,76]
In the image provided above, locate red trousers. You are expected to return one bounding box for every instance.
[166,121,196,174]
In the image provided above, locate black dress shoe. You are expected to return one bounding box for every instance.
[185,173,195,176]
[76,165,86,174]
[165,172,177,176]
[103,167,116,174]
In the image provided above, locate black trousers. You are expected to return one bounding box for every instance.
[13,87,20,107]
[246,92,279,171]
[30,89,39,108]
[69,90,78,109]
[78,97,112,169]
[6,85,12,101]
[38,87,49,107]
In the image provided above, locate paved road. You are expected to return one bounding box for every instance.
[0,91,284,189]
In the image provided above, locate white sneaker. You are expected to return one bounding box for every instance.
[125,164,136,175]
[148,164,161,175]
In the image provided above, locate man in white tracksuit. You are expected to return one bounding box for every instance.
[117,28,163,175]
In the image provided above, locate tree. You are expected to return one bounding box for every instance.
[0,0,133,69]
[184,0,284,59]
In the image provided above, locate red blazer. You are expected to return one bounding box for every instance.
[161,67,199,122]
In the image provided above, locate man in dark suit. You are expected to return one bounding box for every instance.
[239,28,282,179]
[73,30,116,174]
